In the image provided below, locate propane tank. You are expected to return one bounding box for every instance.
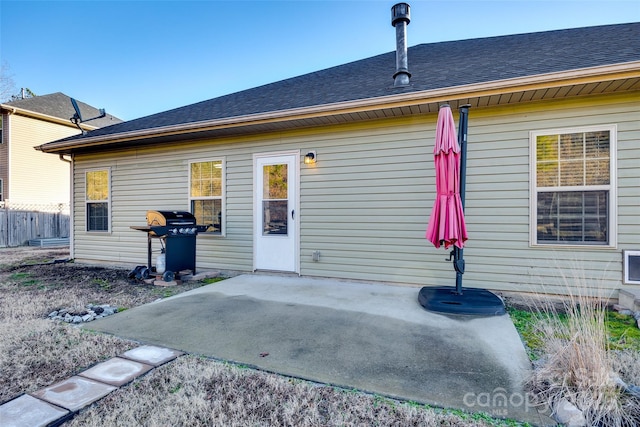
[156,251,166,274]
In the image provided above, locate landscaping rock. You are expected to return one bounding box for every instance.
[48,304,119,324]
[554,398,586,427]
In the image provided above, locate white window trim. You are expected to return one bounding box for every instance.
[85,168,111,233]
[188,157,226,237]
[529,124,617,248]
[623,250,640,285]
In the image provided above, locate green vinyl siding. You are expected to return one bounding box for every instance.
[71,91,640,297]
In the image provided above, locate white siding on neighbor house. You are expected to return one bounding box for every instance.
[8,114,75,205]
[71,91,640,296]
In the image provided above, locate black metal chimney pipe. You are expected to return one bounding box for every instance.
[391,3,411,87]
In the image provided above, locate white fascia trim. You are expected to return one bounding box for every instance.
[0,104,100,131]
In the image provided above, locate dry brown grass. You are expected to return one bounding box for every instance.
[0,272,140,403]
[67,356,496,427]
[1,247,515,426]
[524,272,640,427]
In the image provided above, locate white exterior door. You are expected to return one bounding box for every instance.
[254,152,299,272]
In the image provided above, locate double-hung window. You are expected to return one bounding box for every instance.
[530,125,616,247]
[85,169,110,232]
[189,159,224,235]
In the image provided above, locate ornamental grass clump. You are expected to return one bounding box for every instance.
[525,273,640,427]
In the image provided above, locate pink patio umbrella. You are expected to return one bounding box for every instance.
[425,105,467,250]
[419,104,505,316]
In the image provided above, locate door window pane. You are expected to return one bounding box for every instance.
[262,164,288,235]
[263,200,288,235]
[263,164,288,199]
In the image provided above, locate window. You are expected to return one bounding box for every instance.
[189,159,224,235]
[530,125,616,247]
[623,250,640,285]
[0,178,3,201]
[85,169,110,232]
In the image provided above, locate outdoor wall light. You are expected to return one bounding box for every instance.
[304,151,317,164]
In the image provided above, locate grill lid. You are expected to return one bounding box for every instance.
[146,210,197,226]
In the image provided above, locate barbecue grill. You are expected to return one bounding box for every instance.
[130,210,211,282]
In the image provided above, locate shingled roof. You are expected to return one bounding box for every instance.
[39,22,640,153]
[3,92,122,128]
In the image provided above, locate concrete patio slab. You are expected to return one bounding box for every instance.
[31,376,117,412]
[79,357,154,387]
[0,394,70,427]
[121,344,184,366]
[85,274,553,425]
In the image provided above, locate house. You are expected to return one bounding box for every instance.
[0,92,121,208]
[37,18,640,297]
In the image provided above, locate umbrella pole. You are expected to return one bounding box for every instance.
[453,104,471,295]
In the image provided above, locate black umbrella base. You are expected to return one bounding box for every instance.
[418,286,506,316]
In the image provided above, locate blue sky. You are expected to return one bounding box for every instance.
[2,0,639,120]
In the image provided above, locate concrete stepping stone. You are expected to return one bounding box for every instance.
[31,376,117,412]
[121,345,183,366]
[79,357,153,387]
[0,394,70,427]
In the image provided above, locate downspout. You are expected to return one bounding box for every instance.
[58,154,74,259]
[3,106,16,203]
[2,108,15,246]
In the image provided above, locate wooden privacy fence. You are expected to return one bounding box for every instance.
[0,202,70,248]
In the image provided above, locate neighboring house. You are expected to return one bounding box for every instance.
[0,92,121,207]
[38,21,640,297]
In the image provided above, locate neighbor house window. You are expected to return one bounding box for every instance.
[530,125,616,247]
[189,159,224,235]
[0,178,3,201]
[85,169,110,232]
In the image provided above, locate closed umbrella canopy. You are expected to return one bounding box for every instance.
[419,105,505,316]
[426,105,468,249]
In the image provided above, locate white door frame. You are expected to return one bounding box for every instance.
[253,150,300,273]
